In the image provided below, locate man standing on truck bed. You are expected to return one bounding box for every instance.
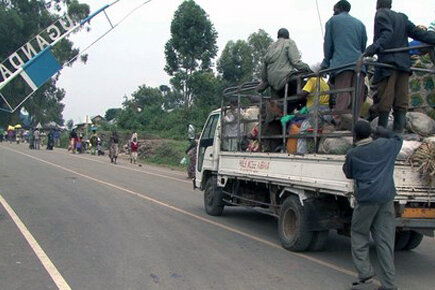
[365,0,435,132]
[343,120,402,290]
[320,0,367,128]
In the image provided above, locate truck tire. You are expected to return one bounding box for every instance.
[395,230,411,251]
[278,196,313,252]
[204,176,224,216]
[308,230,328,251]
[403,231,424,251]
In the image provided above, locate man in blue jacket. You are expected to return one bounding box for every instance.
[365,0,435,132]
[321,0,367,126]
[343,120,402,290]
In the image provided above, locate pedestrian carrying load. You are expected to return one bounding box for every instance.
[130,136,139,164]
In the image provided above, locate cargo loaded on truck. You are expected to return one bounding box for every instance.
[194,59,435,252]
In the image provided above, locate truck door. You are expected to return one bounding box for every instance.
[195,113,219,188]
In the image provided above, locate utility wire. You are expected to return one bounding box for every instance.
[1,0,153,113]
[315,0,324,37]
[64,0,153,67]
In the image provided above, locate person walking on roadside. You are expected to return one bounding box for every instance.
[343,120,402,290]
[46,130,54,150]
[33,128,41,150]
[8,128,15,144]
[365,0,435,132]
[28,129,34,149]
[109,131,119,164]
[130,135,139,164]
[90,130,98,155]
[321,0,367,127]
[69,129,78,153]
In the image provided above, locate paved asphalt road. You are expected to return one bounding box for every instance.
[0,142,434,290]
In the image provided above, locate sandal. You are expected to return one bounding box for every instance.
[350,276,374,289]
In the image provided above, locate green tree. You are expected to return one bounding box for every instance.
[189,71,220,108]
[0,0,89,128]
[104,108,121,122]
[24,79,66,126]
[66,119,74,130]
[130,85,164,109]
[217,40,254,86]
[116,85,165,131]
[248,29,273,79]
[188,71,221,125]
[164,0,218,110]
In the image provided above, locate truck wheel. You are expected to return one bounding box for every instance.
[308,230,328,251]
[278,196,313,252]
[395,230,411,251]
[403,231,424,251]
[204,177,224,216]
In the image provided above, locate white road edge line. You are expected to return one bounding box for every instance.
[29,144,192,184]
[1,144,367,281]
[70,154,192,184]
[0,193,71,290]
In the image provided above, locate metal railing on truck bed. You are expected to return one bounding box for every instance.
[220,45,435,155]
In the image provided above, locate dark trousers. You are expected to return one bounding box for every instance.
[333,71,366,116]
[376,70,409,113]
[351,201,397,289]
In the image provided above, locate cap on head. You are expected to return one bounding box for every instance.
[354,120,372,140]
[334,0,351,13]
[277,28,289,39]
[377,0,392,9]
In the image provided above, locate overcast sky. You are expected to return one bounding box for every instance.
[56,0,435,123]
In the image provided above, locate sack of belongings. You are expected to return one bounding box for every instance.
[318,132,353,155]
[423,136,435,144]
[397,140,422,160]
[406,112,435,136]
[403,134,423,141]
[297,119,316,154]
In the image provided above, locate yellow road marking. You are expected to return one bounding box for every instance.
[2,145,378,283]
[0,194,71,290]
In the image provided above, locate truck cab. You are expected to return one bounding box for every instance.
[195,109,220,190]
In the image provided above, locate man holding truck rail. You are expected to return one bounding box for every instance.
[343,120,402,290]
[365,0,435,132]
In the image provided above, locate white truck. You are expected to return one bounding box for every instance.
[194,81,435,252]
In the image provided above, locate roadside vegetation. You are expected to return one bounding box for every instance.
[56,0,274,169]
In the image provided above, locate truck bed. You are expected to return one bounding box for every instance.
[217,152,434,203]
